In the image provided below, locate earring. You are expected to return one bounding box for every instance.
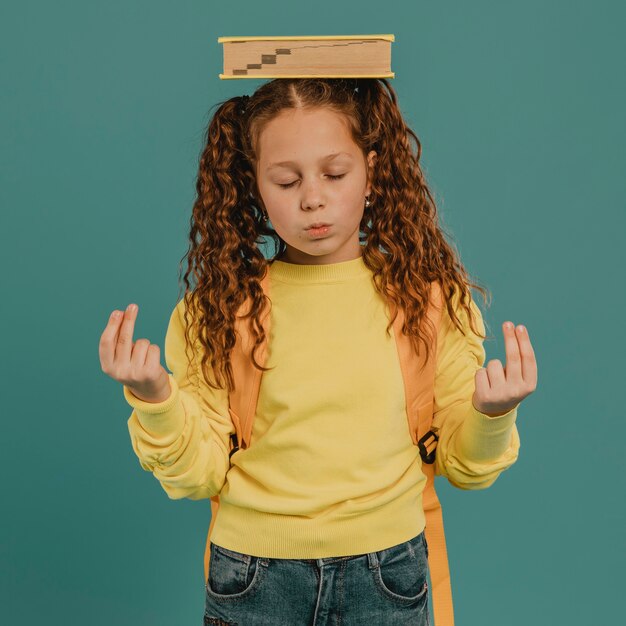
[262,211,269,221]
[365,196,372,207]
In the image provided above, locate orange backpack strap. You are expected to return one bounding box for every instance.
[228,267,272,453]
[391,280,454,626]
[204,268,272,583]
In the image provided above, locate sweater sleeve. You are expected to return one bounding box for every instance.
[123,298,235,500]
[431,290,521,490]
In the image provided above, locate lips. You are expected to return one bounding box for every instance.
[306,222,331,229]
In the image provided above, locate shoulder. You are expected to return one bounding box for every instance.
[432,282,485,335]
[166,294,202,345]
[433,283,487,369]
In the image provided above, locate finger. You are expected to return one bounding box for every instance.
[114,303,138,365]
[502,321,522,382]
[145,343,162,374]
[485,358,506,389]
[130,338,151,371]
[99,310,125,371]
[515,324,538,386]
[474,367,491,398]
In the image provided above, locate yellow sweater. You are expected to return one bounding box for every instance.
[124,255,520,558]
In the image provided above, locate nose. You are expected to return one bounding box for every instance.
[301,189,325,211]
[296,176,327,210]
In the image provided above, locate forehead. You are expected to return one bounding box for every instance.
[258,107,358,167]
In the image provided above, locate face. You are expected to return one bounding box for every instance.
[255,107,376,265]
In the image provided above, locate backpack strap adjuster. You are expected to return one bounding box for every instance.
[418,428,439,464]
[228,433,240,459]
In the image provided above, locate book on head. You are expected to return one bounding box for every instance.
[217,34,395,80]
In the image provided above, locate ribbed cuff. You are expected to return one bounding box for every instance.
[457,402,519,462]
[123,374,185,437]
[471,401,519,427]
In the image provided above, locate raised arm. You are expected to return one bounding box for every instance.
[123,298,235,500]
[431,290,521,490]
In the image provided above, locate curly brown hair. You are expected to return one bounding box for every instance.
[175,78,491,392]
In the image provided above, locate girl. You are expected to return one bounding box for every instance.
[99,78,537,625]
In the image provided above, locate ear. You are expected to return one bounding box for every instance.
[366,150,377,195]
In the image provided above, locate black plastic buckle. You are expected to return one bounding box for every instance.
[228,433,240,459]
[418,429,439,464]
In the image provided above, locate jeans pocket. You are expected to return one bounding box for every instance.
[373,531,429,605]
[206,543,263,600]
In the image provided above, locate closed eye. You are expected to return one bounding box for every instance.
[277,174,346,189]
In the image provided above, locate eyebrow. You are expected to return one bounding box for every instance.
[267,152,354,170]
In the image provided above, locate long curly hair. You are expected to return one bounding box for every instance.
[176,78,491,392]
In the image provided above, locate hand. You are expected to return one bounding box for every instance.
[99,303,171,403]
[472,322,537,417]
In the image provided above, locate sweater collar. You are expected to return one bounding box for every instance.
[269,254,370,284]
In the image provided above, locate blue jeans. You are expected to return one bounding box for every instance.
[204,529,431,625]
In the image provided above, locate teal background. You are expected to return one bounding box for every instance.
[2,1,624,624]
